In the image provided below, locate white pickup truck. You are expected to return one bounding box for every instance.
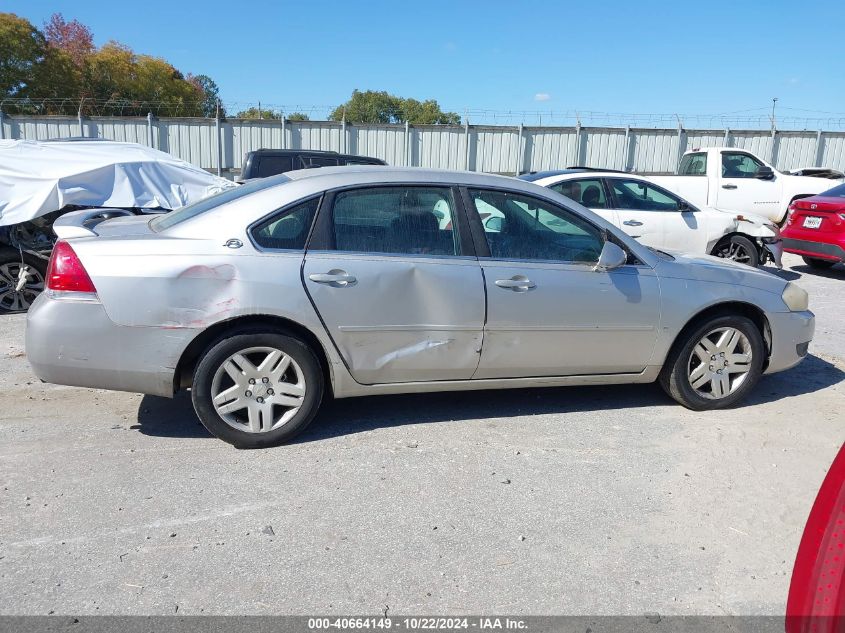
[650,147,844,224]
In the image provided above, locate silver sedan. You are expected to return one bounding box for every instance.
[26,167,815,447]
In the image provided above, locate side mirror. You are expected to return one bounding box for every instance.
[485,216,505,233]
[755,166,775,180]
[593,241,627,272]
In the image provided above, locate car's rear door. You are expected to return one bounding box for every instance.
[547,177,621,227]
[302,184,485,384]
[463,187,660,379]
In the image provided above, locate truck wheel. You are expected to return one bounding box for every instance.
[712,235,760,267]
[802,256,837,270]
[0,250,47,314]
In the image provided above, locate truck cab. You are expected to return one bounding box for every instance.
[652,147,844,224]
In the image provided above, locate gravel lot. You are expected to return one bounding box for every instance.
[0,253,842,616]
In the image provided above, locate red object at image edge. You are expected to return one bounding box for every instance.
[786,443,845,633]
[46,240,97,293]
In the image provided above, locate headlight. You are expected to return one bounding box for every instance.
[782,282,809,312]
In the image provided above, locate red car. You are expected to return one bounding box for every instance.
[782,183,845,270]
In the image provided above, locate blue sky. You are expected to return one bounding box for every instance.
[10,0,845,126]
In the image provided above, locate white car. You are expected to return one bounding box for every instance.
[521,169,782,267]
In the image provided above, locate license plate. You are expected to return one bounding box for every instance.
[803,216,823,229]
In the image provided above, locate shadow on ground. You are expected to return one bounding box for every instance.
[134,354,843,443]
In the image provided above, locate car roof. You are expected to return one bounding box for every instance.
[526,170,642,185]
[282,165,530,189]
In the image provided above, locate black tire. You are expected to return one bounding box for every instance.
[802,256,837,270]
[191,330,324,448]
[0,249,48,314]
[659,314,765,411]
[711,235,760,267]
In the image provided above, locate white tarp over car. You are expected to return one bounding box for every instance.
[0,139,236,226]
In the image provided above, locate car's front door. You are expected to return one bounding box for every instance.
[464,188,661,379]
[607,177,709,253]
[303,185,485,384]
[716,151,781,219]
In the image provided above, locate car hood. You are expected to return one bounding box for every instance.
[654,249,788,293]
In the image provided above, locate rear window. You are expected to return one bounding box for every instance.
[151,176,289,231]
[679,153,707,176]
[256,156,294,177]
[821,183,845,198]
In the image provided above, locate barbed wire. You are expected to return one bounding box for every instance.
[3,98,845,130]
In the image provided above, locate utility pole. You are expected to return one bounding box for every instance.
[771,97,778,130]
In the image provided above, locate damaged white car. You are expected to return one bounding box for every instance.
[521,170,782,267]
[0,138,235,313]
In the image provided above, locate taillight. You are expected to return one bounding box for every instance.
[787,204,796,226]
[46,240,97,294]
[786,443,845,632]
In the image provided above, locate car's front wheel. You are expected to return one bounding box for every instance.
[192,331,324,448]
[802,256,837,270]
[659,315,765,410]
[0,250,47,314]
[711,235,760,267]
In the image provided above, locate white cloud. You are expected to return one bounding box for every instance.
[534,93,551,102]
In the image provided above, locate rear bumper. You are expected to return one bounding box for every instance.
[782,238,845,262]
[26,294,197,397]
[764,310,815,374]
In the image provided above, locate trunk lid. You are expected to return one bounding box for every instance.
[52,209,159,240]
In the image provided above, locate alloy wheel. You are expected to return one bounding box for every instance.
[0,262,45,313]
[687,327,753,399]
[714,240,754,264]
[210,346,307,433]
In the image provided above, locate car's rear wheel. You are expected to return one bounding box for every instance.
[191,331,324,448]
[659,315,765,410]
[0,250,47,314]
[802,256,837,270]
[711,235,760,267]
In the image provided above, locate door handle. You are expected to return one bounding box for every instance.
[722,184,738,190]
[495,276,536,292]
[623,220,644,227]
[308,270,357,286]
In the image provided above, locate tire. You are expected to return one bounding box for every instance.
[802,256,837,270]
[0,249,47,314]
[659,314,765,411]
[191,330,324,448]
[711,235,760,267]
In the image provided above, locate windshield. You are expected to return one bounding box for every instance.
[821,183,845,198]
[150,176,290,231]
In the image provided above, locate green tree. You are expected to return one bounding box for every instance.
[187,73,221,117]
[0,13,46,98]
[330,89,460,125]
[287,112,310,121]
[236,106,282,119]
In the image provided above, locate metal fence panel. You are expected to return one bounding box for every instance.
[583,128,626,169]
[350,125,407,166]
[630,129,679,174]
[774,133,818,171]
[820,133,845,168]
[523,128,578,171]
[474,126,520,173]
[414,126,466,170]
[4,115,845,175]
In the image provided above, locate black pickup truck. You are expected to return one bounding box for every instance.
[240,149,386,181]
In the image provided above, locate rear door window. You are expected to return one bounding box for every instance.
[550,178,608,208]
[251,197,319,250]
[329,187,461,256]
[300,155,340,168]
